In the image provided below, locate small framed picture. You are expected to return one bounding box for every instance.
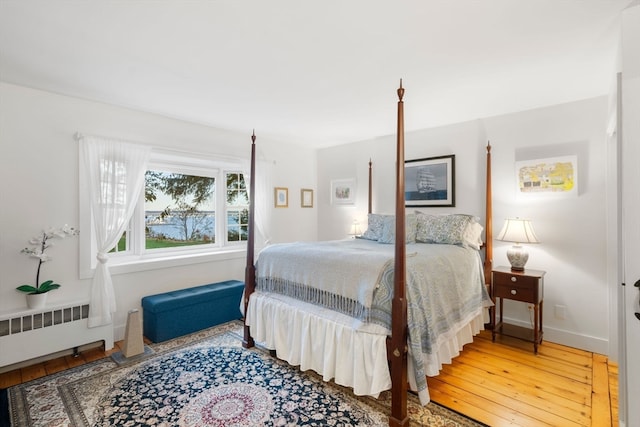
[274,187,288,208]
[331,178,356,205]
[301,188,314,208]
[405,154,455,207]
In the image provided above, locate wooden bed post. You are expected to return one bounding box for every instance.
[368,158,373,214]
[388,80,409,427]
[243,131,257,349]
[483,142,493,289]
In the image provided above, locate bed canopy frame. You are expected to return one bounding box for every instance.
[242,83,493,426]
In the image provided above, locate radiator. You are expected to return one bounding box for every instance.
[0,302,114,368]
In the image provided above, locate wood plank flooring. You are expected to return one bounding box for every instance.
[427,330,618,427]
[0,331,617,426]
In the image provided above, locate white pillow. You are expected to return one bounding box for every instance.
[463,221,484,250]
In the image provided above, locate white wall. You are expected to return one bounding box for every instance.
[0,81,612,357]
[318,96,610,353]
[0,82,317,342]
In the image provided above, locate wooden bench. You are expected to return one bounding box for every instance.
[141,280,244,342]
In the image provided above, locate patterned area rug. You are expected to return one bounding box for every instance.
[4,321,485,426]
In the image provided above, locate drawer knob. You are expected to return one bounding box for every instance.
[510,289,517,295]
[511,277,517,282]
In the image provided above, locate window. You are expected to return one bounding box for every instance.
[226,172,249,243]
[80,146,248,277]
[144,170,216,248]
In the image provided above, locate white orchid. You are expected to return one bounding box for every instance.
[17,225,79,294]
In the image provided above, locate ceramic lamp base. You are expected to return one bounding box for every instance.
[506,244,529,271]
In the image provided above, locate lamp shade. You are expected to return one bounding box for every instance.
[349,220,361,237]
[496,218,539,244]
[497,218,539,271]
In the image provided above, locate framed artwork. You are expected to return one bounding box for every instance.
[331,178,356,205]
[515,155,578,197]
[301,188,314,208]
[405,154,455,207]
[274,187,288,208]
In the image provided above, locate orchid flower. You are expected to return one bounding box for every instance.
[16,225,79,294]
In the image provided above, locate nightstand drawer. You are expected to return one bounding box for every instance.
[494,283,535,303]
[493,272,539,288]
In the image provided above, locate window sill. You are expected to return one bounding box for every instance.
[79,248,248,279]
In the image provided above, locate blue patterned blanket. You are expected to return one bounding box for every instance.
[370,243,489,400]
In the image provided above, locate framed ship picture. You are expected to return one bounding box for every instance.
[404,155,455,207]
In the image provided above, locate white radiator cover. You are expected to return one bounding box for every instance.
[0,301,114,368]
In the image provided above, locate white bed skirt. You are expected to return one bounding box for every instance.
[245,291,486,405]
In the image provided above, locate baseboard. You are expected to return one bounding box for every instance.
[0,341,105,374]
[501,316,609,355]
[114,322,126,342]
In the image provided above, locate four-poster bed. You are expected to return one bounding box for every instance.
[242,83,493,426]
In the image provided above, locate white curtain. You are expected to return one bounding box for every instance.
[81,135,151,327]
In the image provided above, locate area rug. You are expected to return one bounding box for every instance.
[3,321,485,426]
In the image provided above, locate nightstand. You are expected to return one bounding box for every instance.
[491,266,545,353]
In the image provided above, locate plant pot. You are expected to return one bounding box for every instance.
[26,293,48,310]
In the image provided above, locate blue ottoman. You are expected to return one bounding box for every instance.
[141,280,244,342]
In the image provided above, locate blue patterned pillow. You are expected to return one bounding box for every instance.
[415,212,474,245]
[361,214,392,241]
[378,214,417,244]
[415,212,435,243]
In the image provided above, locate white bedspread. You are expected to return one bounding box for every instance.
[246,292,487,403]
[247,292,392,397]
[246,239,491,405]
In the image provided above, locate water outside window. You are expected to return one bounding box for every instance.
[144,171,216,249]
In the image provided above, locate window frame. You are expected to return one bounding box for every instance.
[79,146,247,279]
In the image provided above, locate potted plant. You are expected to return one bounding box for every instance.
[16,225,79,309]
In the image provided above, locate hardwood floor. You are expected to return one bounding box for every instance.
[0,331,618,427]
[427,330,619,427]
[0,341,125,388]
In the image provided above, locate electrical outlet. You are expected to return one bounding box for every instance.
[555,304,567,319]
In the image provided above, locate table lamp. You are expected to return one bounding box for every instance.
[349,219,361,238]
[496,217,540,271]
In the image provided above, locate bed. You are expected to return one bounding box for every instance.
[242,83,494,426]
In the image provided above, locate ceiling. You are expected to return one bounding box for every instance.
[0,1,632,148]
